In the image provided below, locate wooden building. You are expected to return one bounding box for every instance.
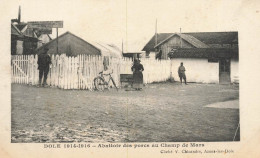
[143,32,238,59]
[11,22,52,55]
[169,48,239,84]
[11,23,39,55]
[142,32,239,84]
[36,31,122,58]
[122,52,144,59]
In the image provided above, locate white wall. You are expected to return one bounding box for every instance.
[149,52,156,59]
[16,40,23,55]
[171,58,219,83]
[231,59,239,83]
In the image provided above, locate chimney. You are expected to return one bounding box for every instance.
[18,6,21,23]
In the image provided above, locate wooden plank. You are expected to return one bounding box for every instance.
[17,56,19,84]
[28,21,63,28]
[11,57,14,83]
[13,56,16,83]
[25,55,28,84]
[61,54,65,89]
[55,55,59,87]
[83,55,87,90]
[71,57,75,89]
[58,55,61,88]
[30,56,33,85]
[78,55,82,89]
[18,56,21,84]
[74,57,78,89]
[68,56,72,89]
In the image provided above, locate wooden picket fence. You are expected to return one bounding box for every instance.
[11,54,172,90]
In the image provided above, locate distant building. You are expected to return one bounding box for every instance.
[11,22,39,55]
[122,52,144,59]
[36,31,122,58]
[142,32,239,84]
[11,22,52,55]
[11,6,52,55]
[142,32,238,59]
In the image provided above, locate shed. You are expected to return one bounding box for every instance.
[142,32,238,59]
[36,31,122,58]
[122,52,144,59]
[142,31,239,84]
[11,23,38,55]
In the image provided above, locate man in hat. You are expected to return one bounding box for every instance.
[37,47,52,87]
[178,62,187,85]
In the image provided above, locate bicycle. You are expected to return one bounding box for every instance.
[94,70,118,91]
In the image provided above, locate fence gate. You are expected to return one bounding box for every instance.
[11,55,39,85]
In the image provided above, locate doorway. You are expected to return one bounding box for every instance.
[219,58,231,84]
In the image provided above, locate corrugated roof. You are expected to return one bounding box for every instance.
[179,34,209,48]
[142,32,238,51]
[90,42,122,58]
[37,31,122,57]
[168,48,238,59]
[142,33,173,51]
[155,33,209,48]
[185,32,238,44]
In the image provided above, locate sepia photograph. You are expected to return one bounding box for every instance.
[10,0,240,144]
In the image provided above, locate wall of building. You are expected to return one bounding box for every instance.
[147,51,156,59]
[171,58,239,84]
[37,34,51,48]
[160,36,194,59]
[231,59,239,83]
[171,58,219,83]
[16,40,23,55]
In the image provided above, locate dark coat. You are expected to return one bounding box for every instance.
[131,63,144,83]
[38,53,51,70]
[178,65,186,77]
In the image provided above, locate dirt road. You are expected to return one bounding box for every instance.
[11,83,239,142]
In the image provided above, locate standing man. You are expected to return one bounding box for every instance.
[178,62,187,85]
[37,47,52,87]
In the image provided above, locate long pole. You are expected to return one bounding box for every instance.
[180,28,182,48]
[155,19,158,46]
[56,28,59,54]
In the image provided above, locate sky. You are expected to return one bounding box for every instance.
[6,0,244,52]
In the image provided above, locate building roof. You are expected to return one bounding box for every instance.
[15,23,27,31]
[11,23,38,42]
[123,52,144,54]
[11,23,21,36]
[142,32,238,51]
[154,33,210,49]
[168,48,238,59]
[36,31,94,51]
[142,33,173,51]
[37,31,122,57]
[90,42,122,58]
[185,32,238,44]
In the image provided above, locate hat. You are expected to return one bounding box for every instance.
[44,47,49,51]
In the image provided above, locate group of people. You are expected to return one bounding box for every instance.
[130,59,187,91]
[37,47,188,89]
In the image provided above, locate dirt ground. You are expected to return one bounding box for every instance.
[11,82,239,143]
